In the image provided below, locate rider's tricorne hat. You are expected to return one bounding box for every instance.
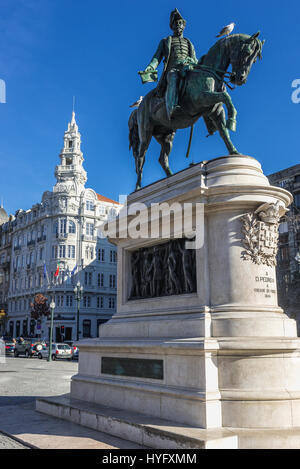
[169,8,186,29]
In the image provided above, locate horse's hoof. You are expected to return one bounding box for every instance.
[226,118,237,132]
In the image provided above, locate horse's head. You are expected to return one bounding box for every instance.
[228,32,265,86]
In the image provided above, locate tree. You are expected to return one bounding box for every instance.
[30,294,50,320]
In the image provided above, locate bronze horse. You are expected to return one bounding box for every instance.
[129,33,264,191]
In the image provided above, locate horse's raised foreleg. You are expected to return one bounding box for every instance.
[154,130,176,177]
[200,91,237,132]
[209,107,240,155]
[221,90,237,132]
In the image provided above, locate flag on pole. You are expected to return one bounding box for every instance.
[54,261,61,278]
[43,263,50,286]
[71,265,78,276]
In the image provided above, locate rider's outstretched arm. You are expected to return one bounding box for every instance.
[145,39,165,71]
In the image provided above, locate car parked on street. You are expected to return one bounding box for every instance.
[65,341,79,360]
[37,343,73,361]
[4,339,15,355]
[71,345,79,360]
[14,338,44,358]
[1,336,15,355]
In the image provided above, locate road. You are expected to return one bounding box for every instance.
[0,356,142,449]
[0,355,77,407]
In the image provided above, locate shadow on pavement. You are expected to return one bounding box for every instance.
[0,394,142,449]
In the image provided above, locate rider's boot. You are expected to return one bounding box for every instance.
[166,72,179,120]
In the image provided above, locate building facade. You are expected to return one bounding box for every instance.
[268,164,300,329]
[0,207,13,335]
[7,112,120,341]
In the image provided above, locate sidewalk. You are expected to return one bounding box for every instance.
[0,401,143,449]
[0,431,31,449]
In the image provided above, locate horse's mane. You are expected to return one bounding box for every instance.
[207,33,264,61]
[223,33,264,60]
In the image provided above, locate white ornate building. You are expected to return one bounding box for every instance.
[7,112,121,341]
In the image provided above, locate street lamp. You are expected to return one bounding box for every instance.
[74,282,83,342]
[48,299,56,362]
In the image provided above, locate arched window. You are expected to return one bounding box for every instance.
[68,220,76,234]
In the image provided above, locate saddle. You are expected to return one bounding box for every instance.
[151,67,217,115]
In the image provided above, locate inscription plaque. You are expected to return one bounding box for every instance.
[253,272,277,298]
[101,357,164,380]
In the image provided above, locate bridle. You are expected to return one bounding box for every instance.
[196,64,236,90]
[196,35,261,91]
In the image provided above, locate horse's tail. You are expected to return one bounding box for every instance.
[128,109,139,159]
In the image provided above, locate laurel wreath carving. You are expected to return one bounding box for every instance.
[241,212,278,267]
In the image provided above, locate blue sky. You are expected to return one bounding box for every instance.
[0,0,299,215]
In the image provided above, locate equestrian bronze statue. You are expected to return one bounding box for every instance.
[129,9,264,190]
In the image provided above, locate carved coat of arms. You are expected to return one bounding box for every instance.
[241,202,288,267]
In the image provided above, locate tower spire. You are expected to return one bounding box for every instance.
[54,110,87,192]
[71,96,76,124]
[71,110,76,125]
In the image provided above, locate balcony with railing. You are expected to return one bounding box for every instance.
[55,233,68,240]
[82,234,97,242]
[83,285,96,291]
[55,163,78,173]
[27,240,36,247]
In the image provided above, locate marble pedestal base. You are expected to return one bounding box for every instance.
[70,334,300,433]
[38,156,300,448]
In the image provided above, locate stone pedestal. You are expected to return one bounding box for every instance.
[38,156,300,448]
